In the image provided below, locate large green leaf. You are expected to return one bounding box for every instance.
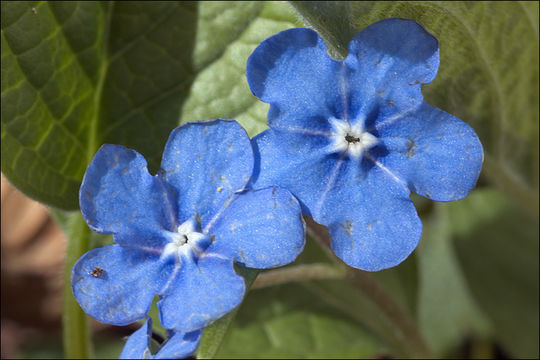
[215,283,383,359]
[1,1,196,208]
[416,204,491,356]
[1,1,299,209]
[291,1,540,215]
[179,1,300,136]
[449,189,539,358]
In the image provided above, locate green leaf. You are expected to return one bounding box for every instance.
[449,188,539,358]
[290,1,540,215]
[1,1,195,208]
[179,1,301,137]
[215,283,383,359]
[1,1,300,209]
[416,203,492,356]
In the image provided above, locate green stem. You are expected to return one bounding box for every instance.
[252,263,345,289]
[196,266,259,359]
[60,212,93,359]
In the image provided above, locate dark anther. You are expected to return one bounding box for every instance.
[90,266,104,277]
[345,134,361,143]
[182,234,189,243]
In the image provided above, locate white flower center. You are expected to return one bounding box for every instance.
[327,117,378,160]
[162,218,209,261]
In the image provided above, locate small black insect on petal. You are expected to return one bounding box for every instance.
[90,266,104,277]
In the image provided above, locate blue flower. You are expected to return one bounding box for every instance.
[246,18,483,271]
[71,119,305,333]
[119,318,201,359]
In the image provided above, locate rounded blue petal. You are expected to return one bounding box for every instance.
[344,18,440,126]
[318,161,422,271]
[246,27,342,130]
[251,129,339,217]
[119,318,152,359]
[71,245,173,325]
[160,120,253,230]
[207,186,305,269]
[379,102,484,201]
[157,254,245,332]
[80,144,177,249]
[154,329,202,359]
[347,18,439,84]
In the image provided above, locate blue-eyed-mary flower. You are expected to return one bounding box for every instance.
[247,18,483,271]
[71,119,305,333]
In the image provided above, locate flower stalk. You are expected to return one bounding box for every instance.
[252,263,345,289]
[62,213,93,359]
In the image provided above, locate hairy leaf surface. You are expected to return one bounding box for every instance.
[1,1,299,209]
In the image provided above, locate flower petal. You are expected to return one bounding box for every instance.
[71,245,172,325]
[318,161,422,271]
[119,318,152,359]
[379,102,484,201]
[80,144,176,248]
[344,18,439,124]
[246,28,342,130]
[348,18,439,84]
[207,187,305,269]
[251,129,339,217]
[158,255,245,332]
[154,329,202,359]
[160,120,253,229]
